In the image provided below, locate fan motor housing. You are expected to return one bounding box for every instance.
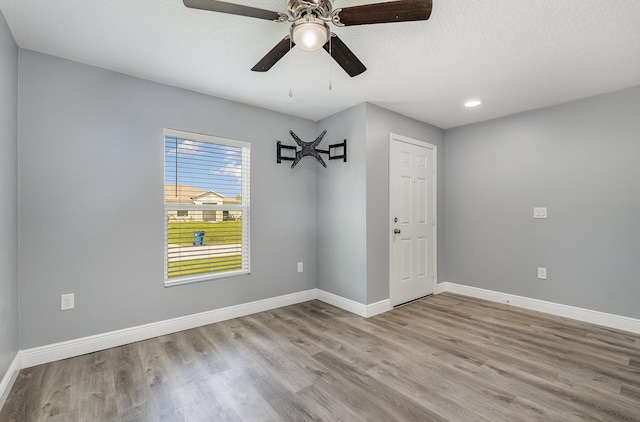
[288,0,333,19]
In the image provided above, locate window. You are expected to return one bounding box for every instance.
[164,128,250,286]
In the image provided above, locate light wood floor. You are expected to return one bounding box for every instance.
[2,293,640,421]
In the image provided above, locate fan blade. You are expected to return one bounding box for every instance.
[183,0,284,21]
[323,35,366,77]
[251,37,294,72]
[335,0,432,26]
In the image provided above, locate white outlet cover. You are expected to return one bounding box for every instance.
[297,262,303,273]
[61,293,75,310]
[537,267,547,280]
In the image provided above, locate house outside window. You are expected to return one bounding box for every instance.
[164,128,250,286]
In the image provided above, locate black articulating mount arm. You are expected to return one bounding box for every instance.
[277,130,347,169]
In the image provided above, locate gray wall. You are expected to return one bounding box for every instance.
[317,104,368,303]
[13,42,640,355]
[444,86,640,319]
[0,11,19,384]
[316,103,445,305]
[18,51,318,349]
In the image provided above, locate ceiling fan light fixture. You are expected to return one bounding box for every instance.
[291,17,330,52]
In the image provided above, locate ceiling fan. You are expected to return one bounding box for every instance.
[183,0,433,77]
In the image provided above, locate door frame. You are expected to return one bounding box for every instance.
[388,133,438,306]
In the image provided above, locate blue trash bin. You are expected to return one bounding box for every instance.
[193,231,205,246]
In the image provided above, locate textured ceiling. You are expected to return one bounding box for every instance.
[1,0,639,129]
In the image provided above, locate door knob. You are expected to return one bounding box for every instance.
[394,228,401,234]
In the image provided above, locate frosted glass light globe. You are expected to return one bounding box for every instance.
[292,19,329,52]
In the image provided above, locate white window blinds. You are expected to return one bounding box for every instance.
[164,128,250,286]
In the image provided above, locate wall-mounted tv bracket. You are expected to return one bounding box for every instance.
[277,130,347,169]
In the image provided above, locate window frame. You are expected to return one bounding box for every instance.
[163,128,251,287]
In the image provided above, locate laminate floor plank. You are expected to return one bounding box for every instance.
[312,350,450,422]
[456,304,640,360]
[406,308,629,395]
[366,363,493,422]
[295,383,368,422]
[2,293,640,421]
[473,362,593,421]
[207,367,279,422]
[422,303,639,406]
[621,383,640,401]
[404,299,638,393]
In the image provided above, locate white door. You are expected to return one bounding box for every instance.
[389,134,436,307]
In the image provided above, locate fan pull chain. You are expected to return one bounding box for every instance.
[328,34,332,91]
[289,37,293,98]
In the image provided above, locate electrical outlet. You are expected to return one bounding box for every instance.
[537,267,547,280]
[297,262,303,273]
[533,207,548,219]
[61,293,75,310]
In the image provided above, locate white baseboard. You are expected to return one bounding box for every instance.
[17,288,389,371]
[13,281,639,381]
[437,282,640,335]
[315,289,391,318]
[0,352,21,409]
[366,298,393,317]
[21,289,317,369]
[315,289,367,317]
[15,281,637,395]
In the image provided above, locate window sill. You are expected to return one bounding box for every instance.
[164,269,250,288]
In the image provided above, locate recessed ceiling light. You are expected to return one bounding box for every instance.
[464,99,482,108]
